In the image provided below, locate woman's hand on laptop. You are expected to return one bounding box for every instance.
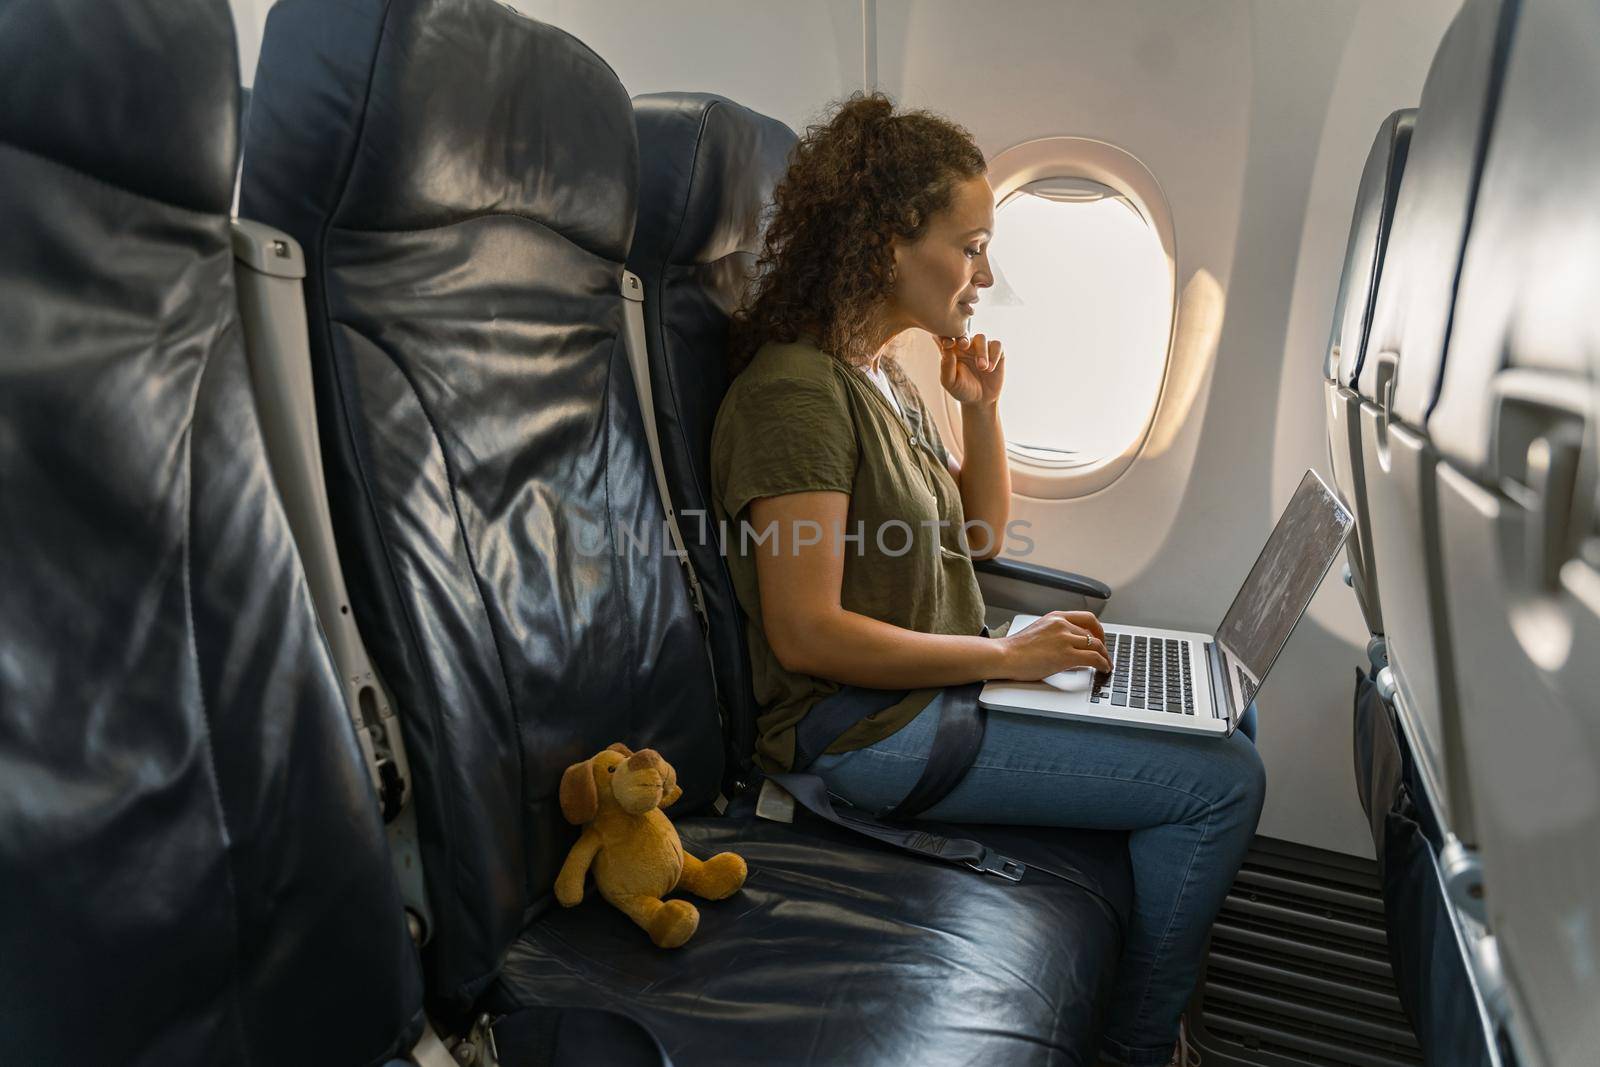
[998,610,1112,678]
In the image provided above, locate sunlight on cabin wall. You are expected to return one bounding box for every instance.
[1143,268,1224,459]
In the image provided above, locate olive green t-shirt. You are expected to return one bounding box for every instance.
[709,341,987,773]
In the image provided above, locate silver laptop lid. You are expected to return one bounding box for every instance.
[1214,469,1354,720]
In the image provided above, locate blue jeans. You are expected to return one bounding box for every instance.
[812,695,1264,1067]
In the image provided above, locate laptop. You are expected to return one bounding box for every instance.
[979,469,1354,737]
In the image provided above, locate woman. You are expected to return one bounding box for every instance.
[709,94,1264,1067]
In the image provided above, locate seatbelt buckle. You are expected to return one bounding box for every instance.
[755,778,796,824]
[967,848,1026,882]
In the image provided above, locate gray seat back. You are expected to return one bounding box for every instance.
[1324,109,1416,636]
[241,0,724,1012]
[1356,0,1521,833]
[0,0,423,1061]
[1427,0,1600,1058]
[625,92,797,782]
[1327,110,1416,390]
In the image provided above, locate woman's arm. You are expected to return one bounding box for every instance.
[750,490,1108,688]
[937,333,1010,558]
[952,399,1010,558]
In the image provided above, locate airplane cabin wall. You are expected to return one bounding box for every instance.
[228,0,1461,859]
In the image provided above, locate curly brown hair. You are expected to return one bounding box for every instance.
[729,93,986,376]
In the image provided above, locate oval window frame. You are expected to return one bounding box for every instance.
[947,136,1178,499]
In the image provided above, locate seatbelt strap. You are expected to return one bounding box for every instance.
[789,627,994,819]
[883,680,987,820]
[763,641,1036,882]
[771,683,1020,879]
[765,771,1027,882]
[789,680,987,820]
[762,630,1114,894]
[790,684,909,772]
[764,771,1112,898]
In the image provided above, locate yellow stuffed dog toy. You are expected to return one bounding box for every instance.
[555,743,747,948]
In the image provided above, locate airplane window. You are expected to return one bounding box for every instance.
[970,179,1174,473]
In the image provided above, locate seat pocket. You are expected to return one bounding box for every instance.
[1352,671,1493,1067]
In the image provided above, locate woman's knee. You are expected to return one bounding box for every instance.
[1217,733,1267,831]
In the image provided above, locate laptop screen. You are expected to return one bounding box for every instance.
[1215,470,1354,686]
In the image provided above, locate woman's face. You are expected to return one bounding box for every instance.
[885,174,996,341]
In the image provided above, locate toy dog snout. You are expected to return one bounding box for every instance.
[613,752,666,814]
[603,747,679,815]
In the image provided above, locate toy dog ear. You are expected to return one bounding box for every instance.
[605,742,634,757]
[559,760,598,824]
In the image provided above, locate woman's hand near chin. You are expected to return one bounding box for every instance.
[937,332,1005,408]
[935,331,1011,552]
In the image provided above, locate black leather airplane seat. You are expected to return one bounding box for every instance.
[242,0,727,1012]
[486,91,1135,1064]
[0,0,424,1062]
[245,5,1134,1061]
[1324,108,1415,638]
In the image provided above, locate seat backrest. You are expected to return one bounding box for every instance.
[1351,0,1520,831]
[626,93,797,782]
[241,0,724,1011]
[1361,0,1519,421]
[0,0,422,1061]
[1327,109,1415,388]
[1324,109,1416,636]
[1429,8,1592,479]
[1426,0,1600,1060]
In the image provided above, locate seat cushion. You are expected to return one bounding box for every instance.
[489,809,1132,1067]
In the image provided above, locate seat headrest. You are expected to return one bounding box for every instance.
[1363,0,1520,422]
[629,93,795,283]
[0,0,239,212]
[243,0,636,258]
[1430,0,1600,474]
[1328,109,1415,386]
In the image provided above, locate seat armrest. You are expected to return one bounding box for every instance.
[973,557,1112,619]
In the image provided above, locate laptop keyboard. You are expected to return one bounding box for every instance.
[1090,631,1196,715]
[1237,667,1258,708]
